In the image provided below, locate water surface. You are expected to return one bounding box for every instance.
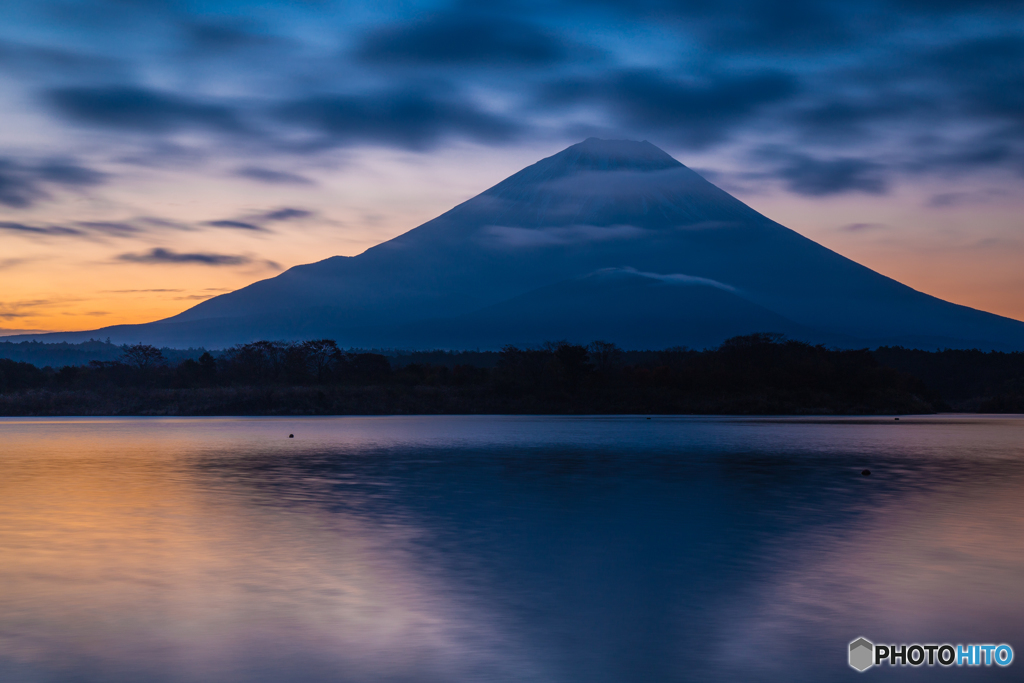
[1,415,1022,682]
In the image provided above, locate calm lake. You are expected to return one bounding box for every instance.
[1,415,1021,682]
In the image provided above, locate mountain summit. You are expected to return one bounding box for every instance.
[12,138,1024,350]
[507,137,683,174]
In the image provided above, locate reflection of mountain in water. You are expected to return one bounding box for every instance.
[15,138,1024,349]
[197,416,1024,683]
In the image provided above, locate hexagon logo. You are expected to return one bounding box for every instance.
[849,637,874,672]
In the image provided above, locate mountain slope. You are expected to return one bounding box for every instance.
[8,138,1024,350]
[345,268,815,350]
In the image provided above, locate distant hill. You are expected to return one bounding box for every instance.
[0,340,205,368]
[6,138,1024,350]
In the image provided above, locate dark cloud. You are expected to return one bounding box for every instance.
[135,216,191,230]
[927,35,1024,76]
[794,96,931,143]
[541,69,799,148]
[202,207,313,233]
[234,167,314,185]
[902,127,1024,177]
[117,248,256,266]
[4,0,1024,201]
[36,160,107,186]
[357,14,570,67]
[46,86,245,133]
[1,218,172,239]
[205,219,265,231]
[0,168,46,208]
[277,88,522,150]
[75,221,142,237]
[0,39,122,78]
[759,34,1024,165]
[575,0,1024,22]
[259,207,312,222]
[707,1,854,53]
[561,0,857,54]
[183,21,286,53]
[0,157,106,208]
[888,0,1024,13]
[927,189,1008,207]
[922,36,1024,124]
[774,154,889,196]
[0,221,83,237]
[928,142,1017,170]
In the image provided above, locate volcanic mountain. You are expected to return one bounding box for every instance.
[15,138,1024,350]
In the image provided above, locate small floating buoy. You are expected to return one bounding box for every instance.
[862,469,871,476]
[646,417,651,420]
[289,434,294,438]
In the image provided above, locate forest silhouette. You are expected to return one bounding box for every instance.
[1,334,1022,415]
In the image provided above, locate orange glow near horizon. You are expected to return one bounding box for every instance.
[3,143,1023,335]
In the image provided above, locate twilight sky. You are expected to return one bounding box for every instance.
[1,0,1023,333]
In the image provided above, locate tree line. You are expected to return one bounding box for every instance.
[0,339,392,392]
[0,334,1022,415]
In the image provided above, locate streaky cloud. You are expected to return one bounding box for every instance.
[202,208,314,233]
[75,221,143,237]
[276,88,523,150]
[540,69,799,149]
[0,157,106,208]
[0,38,123,78]
[46,86,245,133]
[772,152,888,196]
[0,221,84,237]
[182,20,288,53]
[357,14,570,67]
[259,207,312,221]
[233,167,314,185]
[117,248,255,266]
[205,219,265,231]
[597,266,737,291]
[927,189,1007,207]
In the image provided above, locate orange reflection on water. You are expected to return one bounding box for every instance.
[0,418,538,682]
